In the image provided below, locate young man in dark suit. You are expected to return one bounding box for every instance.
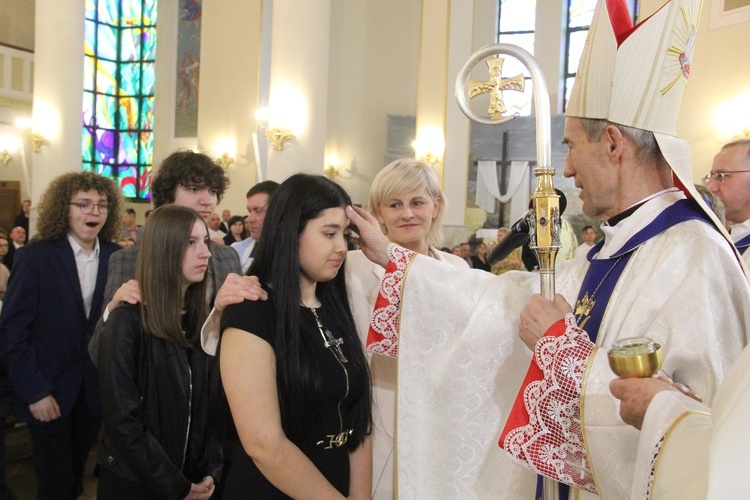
[0,172,123,499]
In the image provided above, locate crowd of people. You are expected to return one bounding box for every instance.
[1,0,750,498]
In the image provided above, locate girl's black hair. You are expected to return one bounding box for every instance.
[246,173,371,448]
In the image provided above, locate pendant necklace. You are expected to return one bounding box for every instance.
[306,305,348,364]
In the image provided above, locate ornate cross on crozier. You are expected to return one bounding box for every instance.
[469,58,525,119]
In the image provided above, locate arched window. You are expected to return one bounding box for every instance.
[563,0,639,108]
[496,0,536,116]
[82,0,157,201]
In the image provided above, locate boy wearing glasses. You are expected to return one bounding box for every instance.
[705,139,750,266]
[0,172,122,499]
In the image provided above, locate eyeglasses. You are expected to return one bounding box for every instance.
[702,170,750,184]
[70,201,109,214]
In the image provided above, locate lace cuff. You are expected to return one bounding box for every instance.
[500,313,597,493]
[366,244,416,357]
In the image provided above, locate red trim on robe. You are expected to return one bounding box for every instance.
[500,314,598,494]
[366,244,416,357]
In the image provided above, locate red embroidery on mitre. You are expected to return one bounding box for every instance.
[499,314,597,493]
[366,245,416,358]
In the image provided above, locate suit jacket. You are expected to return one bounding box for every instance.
[88,242,240,364]
[0,237,121,422]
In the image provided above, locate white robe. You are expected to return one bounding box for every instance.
[346,248,469,499]
[370,191,750,498]
[632,341,750,499]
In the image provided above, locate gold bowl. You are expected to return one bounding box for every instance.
[607,338,663,378]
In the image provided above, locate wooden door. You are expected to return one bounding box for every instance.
[0,181,21,234]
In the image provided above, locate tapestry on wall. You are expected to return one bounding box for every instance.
[175,0,202,138]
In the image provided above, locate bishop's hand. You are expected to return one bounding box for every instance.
[345,205,390,268]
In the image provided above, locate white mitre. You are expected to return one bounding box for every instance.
[565,0,740,257]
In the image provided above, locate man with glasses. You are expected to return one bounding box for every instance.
[705,139,750,266]
[0,172,122,499]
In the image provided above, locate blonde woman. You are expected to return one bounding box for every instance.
[346,159,468,498]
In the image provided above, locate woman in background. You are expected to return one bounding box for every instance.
[345,158,468,498]
[98,205,221,499]
[218,173,371,498]
[223,215,247,246]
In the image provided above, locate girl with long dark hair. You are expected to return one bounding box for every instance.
[219,173,372,498]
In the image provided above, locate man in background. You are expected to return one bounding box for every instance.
[705,139,750,266]
[574,225,597,258]
[231,181,279,274]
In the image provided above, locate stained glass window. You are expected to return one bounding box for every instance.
[563,0,639,109]
[82,0,157,201]
[496,0,536,116]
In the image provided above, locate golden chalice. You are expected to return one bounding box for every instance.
[607,337,663,378]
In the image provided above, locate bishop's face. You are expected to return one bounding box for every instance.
[562,117,619,219]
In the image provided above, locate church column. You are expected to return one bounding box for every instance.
[29,0,86,233]
[264,0,332,182]
[197,0,264,213]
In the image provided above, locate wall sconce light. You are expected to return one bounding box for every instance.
[0,150,11,166]
[255,109,294,151]
[714,94,750,142]
[324,155,343,179]
[412,127,445,166]
[16,118,48,153]
[217,153,234,169]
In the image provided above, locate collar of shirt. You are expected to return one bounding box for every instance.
[67,233,100,259]
[604,188,680,228]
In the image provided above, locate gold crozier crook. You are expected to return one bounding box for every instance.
[455,43,562,500]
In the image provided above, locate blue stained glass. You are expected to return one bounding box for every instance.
[120,28,139,61]
[100,0,119,25]
[83,0,159,200]
[95,94,117,126]
[123,0,142,21]
[95,129,117,163]
[84,21,96,56]
[82,128,94,161]
[140,132,153,162]
[83,57,96,91]
[82,93,96,126]
[140,97,155,129]
[138,167,152,198]
[97,163,113,178]
[118,97,140,129]
[84,0,97,20]
[141,63,156,94]
[97,25,118,60]
[120,132,139,163]
[119,63,141,95]
[96,59,118,93]
[141,29,157,60]
[143,0,157,23]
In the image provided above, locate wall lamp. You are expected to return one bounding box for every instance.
[217,152,234,169]
[16,118,47,153]
[0,149,11,166]
[324,155,343,179]
[255,109,294,151]
[412,127,444,166]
